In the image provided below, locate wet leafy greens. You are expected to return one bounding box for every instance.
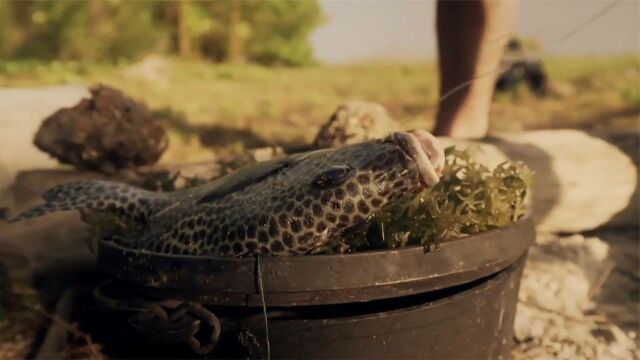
[373,146,532,251]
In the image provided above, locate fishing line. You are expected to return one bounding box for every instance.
[250,2,623,349]
[438,67,506,103]
[398,0,625,128]
[256,255,271,360]
[557,0,622,42]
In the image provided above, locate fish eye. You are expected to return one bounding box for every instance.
[313,165,354,188]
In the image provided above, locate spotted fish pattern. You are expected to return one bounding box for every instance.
[11,180,169,223]
[9,131,442,256]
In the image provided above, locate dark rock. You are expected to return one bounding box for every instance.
[496,37,549,96]
[33,85,168,174]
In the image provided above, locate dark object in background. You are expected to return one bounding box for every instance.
[496,38,549,96]
[33,85,168,174]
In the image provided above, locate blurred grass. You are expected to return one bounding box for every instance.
[0,55,638,161]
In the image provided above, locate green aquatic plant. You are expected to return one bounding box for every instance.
[375,146,532,251]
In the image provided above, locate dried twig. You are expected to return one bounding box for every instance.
[29,303,106,360]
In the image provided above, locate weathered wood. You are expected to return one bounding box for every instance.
[443,130,639,232]
[34,290,74,360]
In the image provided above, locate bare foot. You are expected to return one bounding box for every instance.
[433,100,490,139]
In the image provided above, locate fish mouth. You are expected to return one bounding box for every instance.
[389,130,445,187]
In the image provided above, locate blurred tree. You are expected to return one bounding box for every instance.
[245,0,323,66]
[203,0,322,66]
[0,0,323,66]
[0,1,14,58]
[165,0,192,58]
[177,0,192,58]
[106,2,168,61]
[226,0,246,64]
[200,0,249,62]
[2,1,167,61]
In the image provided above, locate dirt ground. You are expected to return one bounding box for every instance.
[0,86,638,359]
[0,86,88,191]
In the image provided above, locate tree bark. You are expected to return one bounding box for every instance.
[176,0,191,58]
[225,0,244,64]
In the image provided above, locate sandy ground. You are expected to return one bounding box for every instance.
[0,86,88,192]
[0,86,637,358]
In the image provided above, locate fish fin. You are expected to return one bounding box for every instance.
[9,180,168,223]
[193,150,327,205]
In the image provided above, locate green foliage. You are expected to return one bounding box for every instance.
[0,1,14,58]
[199,0,323,66]
[105,3,168,61]
[545,55,639,87]
[245,0,323,66]
[375,147,532,251]
[620,84,640,108]
[3,1,167,61]
[0,57,636,151]
[0,0,323,66]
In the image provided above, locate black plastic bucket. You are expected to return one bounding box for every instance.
[95,217,535,359]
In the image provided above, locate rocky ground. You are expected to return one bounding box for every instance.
[0,86,638,359]
[513,231,639,359]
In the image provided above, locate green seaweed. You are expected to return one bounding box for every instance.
[374,146,532,251]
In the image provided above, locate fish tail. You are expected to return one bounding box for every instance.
[8,180,169,223]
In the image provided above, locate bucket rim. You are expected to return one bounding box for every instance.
[96,216,535,306]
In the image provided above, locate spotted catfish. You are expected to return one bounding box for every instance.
[9,129,444,256]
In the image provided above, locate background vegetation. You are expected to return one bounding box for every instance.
[0,55,637,164]
[0,0,323,66]
[0,0,637,164]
